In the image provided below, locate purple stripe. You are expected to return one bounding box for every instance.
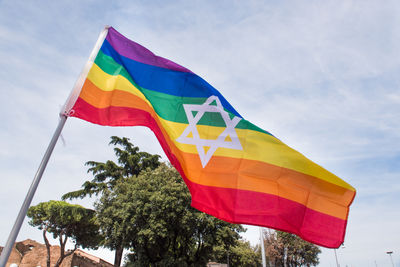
[106,27,193,73]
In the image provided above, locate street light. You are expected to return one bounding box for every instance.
[334,244,346,267]
[386,251,394,267]
[334,249,340,267]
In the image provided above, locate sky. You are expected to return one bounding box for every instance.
[0,0,399,266]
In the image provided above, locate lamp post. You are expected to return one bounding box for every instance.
[386,251,394,267]
[334,249,340,267]
[334,244,346,267]
[259,227,267,267]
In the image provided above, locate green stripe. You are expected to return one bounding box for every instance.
[94,51,270,135]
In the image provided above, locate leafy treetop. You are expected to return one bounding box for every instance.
[27,200,102,267]
[62,136,161,200]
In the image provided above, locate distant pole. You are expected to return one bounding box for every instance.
[386,251,394,267]
[259,227,267,267]
[283,247,287,267]
[334,249,340,267]
[0,115,67,267]
[226,249,229,267]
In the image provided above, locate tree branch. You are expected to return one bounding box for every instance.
[55,233,73,267]
[63,234,68,248]
[64,243,78,258]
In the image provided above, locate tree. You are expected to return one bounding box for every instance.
[263,230,321,267]
[62,136,161,266]
[27,200,101,267]
[96,164,245,266]
[212,240,262,267]
[62,136,161,200]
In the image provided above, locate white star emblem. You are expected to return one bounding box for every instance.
[176,95,243,168]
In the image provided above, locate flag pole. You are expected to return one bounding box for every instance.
[0,115,67,266]
[0,26,109,266]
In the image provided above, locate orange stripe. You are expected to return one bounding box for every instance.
[78,82,354,219]
[79,79,152,112]
[175,151,353,220]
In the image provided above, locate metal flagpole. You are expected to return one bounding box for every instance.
[0,115,67,267]
[0,26,109,267]
[260,227,267,267]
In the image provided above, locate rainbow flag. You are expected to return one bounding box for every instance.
[64,27,355,248]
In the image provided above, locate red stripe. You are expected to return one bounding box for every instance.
[71,97,153,127]
[71,97,348,248]
[189,182,347,248]
[71,97,192,190]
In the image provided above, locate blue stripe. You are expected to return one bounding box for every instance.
[100,39,242,118]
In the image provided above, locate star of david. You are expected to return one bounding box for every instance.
[176,95,243,168]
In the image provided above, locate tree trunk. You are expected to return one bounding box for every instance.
[55,233,65,267]
[42,229,51,267]
[54,245,77,267]
[54,233,77,267]
[114,246,124,267]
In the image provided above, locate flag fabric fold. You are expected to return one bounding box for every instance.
[66,27,356,248]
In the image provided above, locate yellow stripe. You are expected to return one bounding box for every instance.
[86,63,355,191]
[158,118,355,191]
[87,63,150,104]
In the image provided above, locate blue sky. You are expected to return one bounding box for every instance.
[1,0,399,266]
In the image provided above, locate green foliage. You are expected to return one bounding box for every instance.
[212,240,262,267]
[27,200,101,249]
[96,164,245,266]
[62,136,161,267]
[62,136,161,200]
[264,230,321,267]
